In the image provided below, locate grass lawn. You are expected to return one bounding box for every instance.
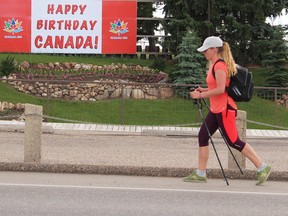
[0,80,199,125]
[0,54,287,129]
[248,67,268,86]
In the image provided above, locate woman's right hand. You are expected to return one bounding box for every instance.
[196,86,206,93]
[190,90,201,99]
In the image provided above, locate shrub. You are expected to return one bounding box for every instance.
[150,57,167,71]
[0,56,17,77]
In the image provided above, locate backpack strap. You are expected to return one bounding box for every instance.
[212,59,231,115]
[212,59,225,79]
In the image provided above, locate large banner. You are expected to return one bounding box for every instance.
[0,0,136,54]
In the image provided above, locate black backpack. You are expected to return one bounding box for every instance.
[212,59,254,102]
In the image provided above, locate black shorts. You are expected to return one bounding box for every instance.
[198,107,246,152]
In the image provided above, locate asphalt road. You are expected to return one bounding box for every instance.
[0,172,287,216]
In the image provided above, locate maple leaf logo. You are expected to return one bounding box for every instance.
[3,18,23,34]
[109,19,129,36]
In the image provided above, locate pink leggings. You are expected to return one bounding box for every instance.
[198,109,246,152]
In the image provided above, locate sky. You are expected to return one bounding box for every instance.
[267,12,288,26]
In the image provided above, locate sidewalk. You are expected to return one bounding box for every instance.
[0,120,287,182]
[1,120,288,138]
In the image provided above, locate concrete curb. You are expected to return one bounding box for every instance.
[142,130,198,137]
[141,129,288,140]
[0,162,287,182]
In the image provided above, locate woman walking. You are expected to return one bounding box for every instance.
[184,36,271,185]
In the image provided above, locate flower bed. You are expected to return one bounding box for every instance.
[15,61,169,83]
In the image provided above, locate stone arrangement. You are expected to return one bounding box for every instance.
[1,61,175,101]
[277,94,288,108]
[6,79,174,101]
[0,101,25,112]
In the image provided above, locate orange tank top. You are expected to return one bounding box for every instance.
[206,60,237,113]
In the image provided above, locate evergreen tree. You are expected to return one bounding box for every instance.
[173,31,206,97]
[162,0,200,54]
[261,25,288,87]
[162,0,287,65]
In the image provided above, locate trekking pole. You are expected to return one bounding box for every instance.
[201,98,244,175]
[195,98,229,186]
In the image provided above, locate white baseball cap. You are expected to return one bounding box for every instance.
[197,36,223,52]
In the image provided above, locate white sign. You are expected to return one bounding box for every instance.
[31,0,102,53]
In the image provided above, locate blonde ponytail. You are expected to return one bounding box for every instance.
[219,42,237,77]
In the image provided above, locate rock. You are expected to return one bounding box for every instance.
[82,64,93,70]
[2,102,8,109]
[69,90,78,97]
[96,90,109,100]
[20,61,30,69]
[16,103,25,110]
[37,63,45,69]
[107,85,115,93]
[54,91,63,98]
[86,83,97,88]
[122,64,128,70]
[118,79,128,84]
[90,91,96,97]
[131,89,145,99]
[159,87,174,98]
[63,62,71,69]
[48,62,54,68]
[8,74,16,79]
[8,103,15,109]
[54,62,61,67]
[110,89,122,99]
[70,83,77,87]
[158,77,169,84]
[146,88,158,97]
[122,86,132,99]
[28,85,34,91]
[74,64,81,70]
